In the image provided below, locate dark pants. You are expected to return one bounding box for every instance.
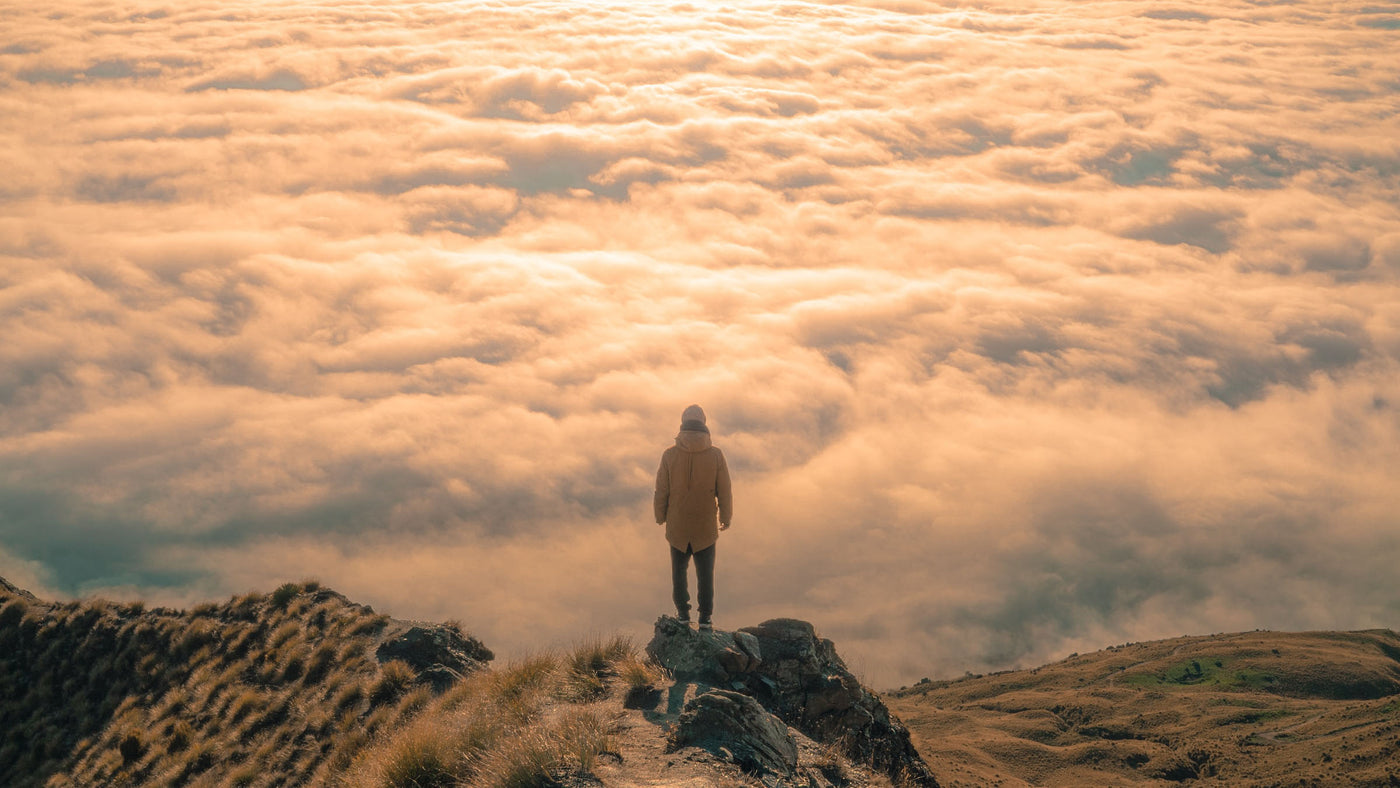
[671,544,715,619]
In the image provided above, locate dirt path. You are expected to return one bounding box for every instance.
[590,681,760,788]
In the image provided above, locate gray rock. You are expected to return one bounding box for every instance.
[376,623,493,692]
[738,618,940,787]
[646,615,763,683]
[671,689,797,777]
[415,664,467,693]
[649,615,939,786]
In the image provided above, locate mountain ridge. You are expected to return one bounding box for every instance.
[0,575,487,787]
[6,573,1400,787]
[0,575,927,788]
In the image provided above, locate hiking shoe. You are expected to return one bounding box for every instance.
[698,617,713,632]
[676,613,691,626]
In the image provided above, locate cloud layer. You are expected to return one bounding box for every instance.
[2,0,1398,686]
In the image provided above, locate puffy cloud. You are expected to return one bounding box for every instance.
[1,0,1398,687]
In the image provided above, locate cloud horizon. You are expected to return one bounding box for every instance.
[2,0,1398,687]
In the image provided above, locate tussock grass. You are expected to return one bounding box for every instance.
[304,641,338,684]
[373,715,462,788]
[269,582,301,609]
[463,654,559,710]
[395,685,434,719]
[269,621,301,650]
[3,579,647,788]
[165,720,193,754]
[475,707,613,788]
[370,660,416,706]
[350,613,391,637]
[228,689,263,722]
[336,681,367,713]
[1,579,403,788]
[347,638,639,788]
[617,653,669,692]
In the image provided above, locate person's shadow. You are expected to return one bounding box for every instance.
[635,679,713,729]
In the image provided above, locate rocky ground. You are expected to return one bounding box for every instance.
[625,615,939,788]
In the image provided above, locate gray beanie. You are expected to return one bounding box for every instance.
[680,404,708,433]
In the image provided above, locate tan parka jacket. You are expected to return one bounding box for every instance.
[654,429,732,552]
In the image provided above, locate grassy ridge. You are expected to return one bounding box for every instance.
[0,578,666,788]
[1,579,421,787]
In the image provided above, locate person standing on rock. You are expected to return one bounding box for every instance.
[654,404,732,631]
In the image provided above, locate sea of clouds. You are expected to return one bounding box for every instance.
[2,0,1398,686]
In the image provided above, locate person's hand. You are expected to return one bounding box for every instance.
[720,521,731,531]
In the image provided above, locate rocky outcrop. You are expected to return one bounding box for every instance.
[645,615,763,684]
[739,619,938,786]
[376,622,494,692]
[647,616,940,787]
[671,689,798,778]
[0,575,39,603]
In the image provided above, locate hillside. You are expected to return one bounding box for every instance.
[887,629,1400,787]
[0,576,493,787]
[0,576,925,788]
[11,572,1400,788]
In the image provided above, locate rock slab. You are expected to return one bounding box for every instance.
[671,689,798,778]
[645,615,763,684]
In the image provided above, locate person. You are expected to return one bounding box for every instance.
[654,404,732,631]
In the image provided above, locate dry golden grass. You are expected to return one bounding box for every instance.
[474,706,612,788]
[616,652,670,692]
[1,579,411,788]
[890,628,1400,788]
[6,581,755,788]
[305,641,339,684]
[344,638,645,788]
[268,621,301,650]
[370,660,416,706]
[559,635,632,702]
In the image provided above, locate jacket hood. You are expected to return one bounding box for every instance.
[675,429,712,452]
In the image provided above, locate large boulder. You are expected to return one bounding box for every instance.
[671,689,798,778]
[646,615,939,787]
[739,619,940,788]
[645,615,763,685]
[376,623,494,692]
